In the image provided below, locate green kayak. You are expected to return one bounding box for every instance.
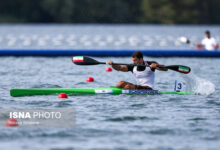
[10,86,193,97]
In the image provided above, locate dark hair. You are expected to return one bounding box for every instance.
[205,30,210,35]
[132,51,143,59]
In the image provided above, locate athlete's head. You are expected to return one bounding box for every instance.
[205,30,211,38]
[132,51,144,64]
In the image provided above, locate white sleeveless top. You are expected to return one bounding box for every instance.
[201,37,217,51]
[132,62,155,88]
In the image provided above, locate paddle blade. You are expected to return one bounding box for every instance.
[72,56,101,65]
[166,65,191,74]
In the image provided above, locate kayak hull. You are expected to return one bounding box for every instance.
[10,87,192,97]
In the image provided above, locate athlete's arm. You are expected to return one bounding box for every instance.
[213,39,219,50]
[107,60,128,72]
[196,43,204,50]
[150,63,168,71]
[215,44,219,50]
[196,39,205,50]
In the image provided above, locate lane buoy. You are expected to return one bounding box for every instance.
[106,67,112,72]
[86,77,94,82]
[6,118,18,127]
[58,93,68,98]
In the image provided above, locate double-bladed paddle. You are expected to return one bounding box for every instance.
[72,56,191,74]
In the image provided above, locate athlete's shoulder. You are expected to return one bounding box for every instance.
[211,37,217,42]
[202,38,208,43]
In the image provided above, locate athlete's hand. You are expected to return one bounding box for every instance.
[150,63,158,69]
[107,60,113,65]
[151,64,168,71]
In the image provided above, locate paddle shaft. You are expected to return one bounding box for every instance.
[98,61,146,67]
[86,61,190,73]
[73,56,191,74]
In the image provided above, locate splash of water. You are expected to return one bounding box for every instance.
[181,74,215,95]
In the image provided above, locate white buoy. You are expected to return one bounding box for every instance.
[66,35,77,46]
[31,34,38,40]
[18,35,32,46]
[80,35,89,43]
[52,34,63,46]
[6,35,16,46]
[167,36,174,41]
[38,39,46,46]
[93,35,101,43]
[129,36,139,46]
[155,35,162,40]
[98,41,106,46]
[8,38,16,46]
[159,40,167,46]
[143,35,150,40]
[43,34,51,40]
[119,36,126,43]
[67,41,77,46]
[23,39,31,46]
[106,35,114,43]
[174,40,181,46]
[178,36,188,43]
[144,41,153,47]
[84,41,92,46]
[114,41,123,46]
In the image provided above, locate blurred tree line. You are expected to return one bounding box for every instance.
[0,0,219,24]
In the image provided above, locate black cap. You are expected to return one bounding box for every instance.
[205,30,210,35]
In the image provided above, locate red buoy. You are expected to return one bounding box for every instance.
[58,93,68,98]
[106,67,112,72]
[6,118,18,127]
[86,77,94,82]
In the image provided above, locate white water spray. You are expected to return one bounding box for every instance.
[180,74,215,95]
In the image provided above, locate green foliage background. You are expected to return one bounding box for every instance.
[0,0,219,24]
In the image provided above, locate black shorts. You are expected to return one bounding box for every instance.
[135,85,153,90]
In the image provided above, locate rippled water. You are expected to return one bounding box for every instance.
[0,56,220,150]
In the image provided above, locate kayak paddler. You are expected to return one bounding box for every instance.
[107,51,168,90]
